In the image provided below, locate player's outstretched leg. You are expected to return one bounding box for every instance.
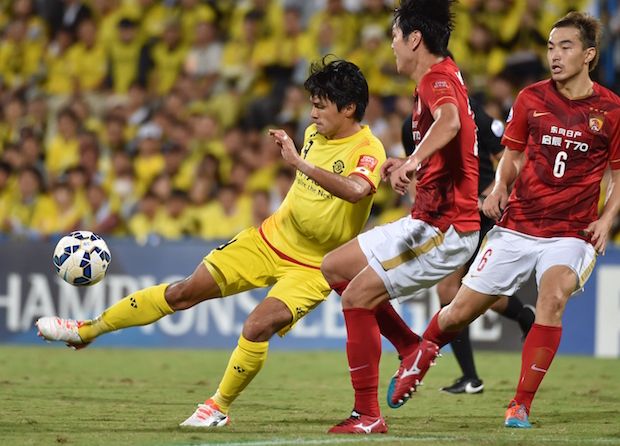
[35,317,93,349]
[36,263,221,348]
[36,283,172,348]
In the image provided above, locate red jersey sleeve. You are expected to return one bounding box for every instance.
[609,110,620,170]
[501,90,530,151]
[417,72,459,114]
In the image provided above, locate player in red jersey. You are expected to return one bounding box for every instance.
[321,0,480,434]
[390,11,620,428]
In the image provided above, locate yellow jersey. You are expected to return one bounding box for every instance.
[260,124,385,267]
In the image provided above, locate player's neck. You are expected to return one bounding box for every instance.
[327,122,362,140]
[554,72,594,100]
[411,54,445,84]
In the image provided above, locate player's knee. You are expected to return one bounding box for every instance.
[242,316,283,342]
[320,253,341,285]
[164,280,189,310]
[165,278,207,311]
[441,302,470,331]
[537,291,568,321]
[436,281,459,305]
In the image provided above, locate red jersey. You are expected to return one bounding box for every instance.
[500,80,620,240]
[410,57,480,233]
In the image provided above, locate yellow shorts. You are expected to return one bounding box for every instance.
[203,227,331,336]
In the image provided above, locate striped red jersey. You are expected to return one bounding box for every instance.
[410,57,480,233]
[500,79,620,239]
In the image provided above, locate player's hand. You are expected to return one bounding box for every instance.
[390,158,418,195]
[583,217,612,255]
[482,187,509,220]
[269,129,300,168]
[380,158,406,181]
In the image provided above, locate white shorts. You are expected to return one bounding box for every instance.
[358,217,479,299]
[463,226,597,296]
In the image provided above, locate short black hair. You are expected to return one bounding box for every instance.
[553,11,602,71]
[303,57,369,122]
[394,0,455,56]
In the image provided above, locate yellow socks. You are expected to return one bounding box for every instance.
[78,284,173,342]
[212,335,269,413]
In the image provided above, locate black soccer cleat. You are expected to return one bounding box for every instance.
[440,376,484,394]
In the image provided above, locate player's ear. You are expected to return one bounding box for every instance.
[584,47,596,66]
[408,30,422,52]
[344,103,356,119]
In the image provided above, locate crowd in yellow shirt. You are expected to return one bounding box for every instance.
[0,0,614,244]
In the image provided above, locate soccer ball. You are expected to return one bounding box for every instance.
[53,231,112,286]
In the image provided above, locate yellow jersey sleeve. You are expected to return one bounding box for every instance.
[260,124,386,267]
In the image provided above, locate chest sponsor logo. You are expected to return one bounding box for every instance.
[542,126,588,152]
[332,160,345,174]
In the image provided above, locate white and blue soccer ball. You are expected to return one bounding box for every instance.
[53,231,111,286]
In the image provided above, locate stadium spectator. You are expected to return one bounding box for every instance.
[183,21,223,81]
[177,0,217,46]
[390,11,620,430]
[140,19,187,95]
[43,26,74,95]
[107,18,142,94]
[127,190,160,245]
[9,166,47,237]
[45,107,80,180]
[36,59,386,433]
[47,0,92,39]
[84,182,121,235]
[307,0,357,57]
[42,181,83,236]
[133,122,165,196]
[251,189,271,227]
[197,184,252,240]
[67,19,107,93]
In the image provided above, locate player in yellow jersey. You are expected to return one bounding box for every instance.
[36,59,386,428]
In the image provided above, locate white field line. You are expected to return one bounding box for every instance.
[183,438,455,446]
[181,436,620,446]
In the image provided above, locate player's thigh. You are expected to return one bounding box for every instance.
[242,297,294,342]
[268,264,331,337]
[360,217,478,299]
[165,262,222,310]
[441,284,500,330]
[204,227,277,296]
[463,227,537,296]
[436,265,467,305]
[321,237,368,285]
[436,215,495,305]
[535,236,596,294]
[535,266,579,325]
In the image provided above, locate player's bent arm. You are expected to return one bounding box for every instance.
[493,148,525,193]
[296,161,373,203]
[482,148,524,219]
[268,128,373,202]
[587,168,620,254]
[406,102,461,167]
[598,169,620,223]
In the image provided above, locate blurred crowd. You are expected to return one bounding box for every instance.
[0,0,617,244]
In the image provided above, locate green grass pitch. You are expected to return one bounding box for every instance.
[1,345,619,446]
